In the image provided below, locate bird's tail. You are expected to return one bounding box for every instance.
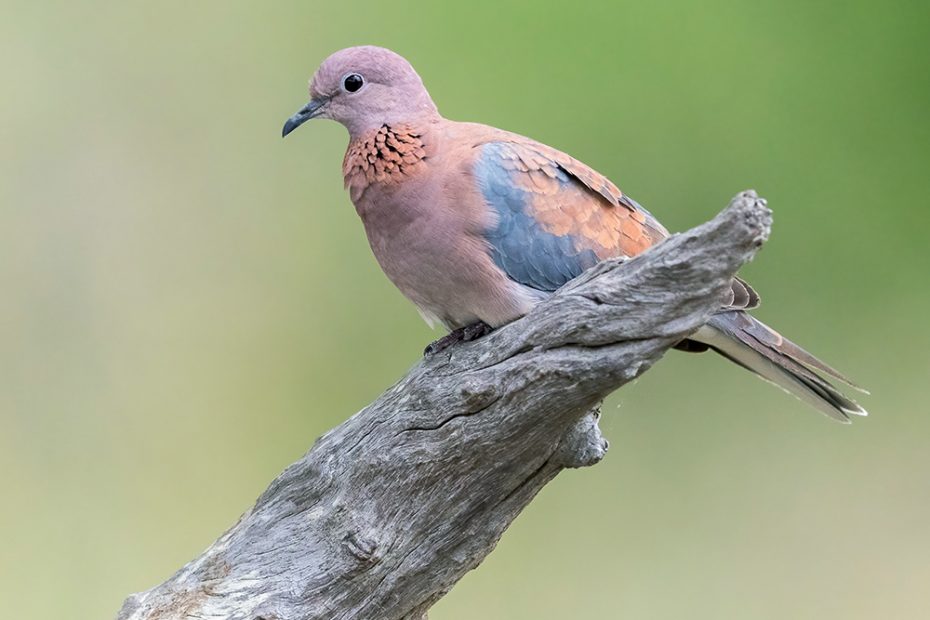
[688,311,868,422]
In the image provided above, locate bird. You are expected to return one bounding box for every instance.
[282,45,867,422]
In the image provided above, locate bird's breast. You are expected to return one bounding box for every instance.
[351,166,539,330]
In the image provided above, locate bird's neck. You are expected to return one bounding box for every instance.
[342,118,440,203]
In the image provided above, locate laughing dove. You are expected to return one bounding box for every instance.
[283,46,866,422]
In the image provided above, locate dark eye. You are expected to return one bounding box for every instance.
[343,74,364,93]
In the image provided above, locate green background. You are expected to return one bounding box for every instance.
[2,1,928,618]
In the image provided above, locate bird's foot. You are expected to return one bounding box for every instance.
[424,328,466,356]
[461,320,493,342]
[424,321,494,356]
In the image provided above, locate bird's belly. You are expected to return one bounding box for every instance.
[361,210,539,330]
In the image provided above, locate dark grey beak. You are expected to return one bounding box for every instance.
[282,98,328,137]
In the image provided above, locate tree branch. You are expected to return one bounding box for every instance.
[117,190,772,620]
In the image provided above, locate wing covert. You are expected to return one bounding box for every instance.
[473,141,667,292]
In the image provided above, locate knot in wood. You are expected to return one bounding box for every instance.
[555,406,608,469]
[343,530,381,566]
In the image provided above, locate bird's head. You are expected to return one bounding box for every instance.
[282,46,439,139]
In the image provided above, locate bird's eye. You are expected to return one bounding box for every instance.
[343,74,364,93]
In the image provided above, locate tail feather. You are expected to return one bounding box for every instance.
[690,312,868,423]
[732,311,867,392]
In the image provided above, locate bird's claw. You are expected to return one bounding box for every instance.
[423,321,493,356]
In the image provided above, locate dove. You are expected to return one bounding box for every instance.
[283,45,866,421]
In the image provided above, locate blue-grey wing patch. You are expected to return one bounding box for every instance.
[474,142,601,292]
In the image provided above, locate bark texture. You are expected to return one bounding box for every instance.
[117,191,772,620]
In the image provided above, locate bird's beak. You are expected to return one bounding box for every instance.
[282,98,328,137]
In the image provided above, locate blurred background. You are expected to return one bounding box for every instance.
[2,1,928,618]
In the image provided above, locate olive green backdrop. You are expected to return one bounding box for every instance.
[2,1,928,618]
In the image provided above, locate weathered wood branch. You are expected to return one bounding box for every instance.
[117,191,772,620]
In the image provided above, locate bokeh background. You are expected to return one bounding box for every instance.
[2,1,929,618]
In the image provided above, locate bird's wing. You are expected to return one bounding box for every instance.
[472,140,667,292]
